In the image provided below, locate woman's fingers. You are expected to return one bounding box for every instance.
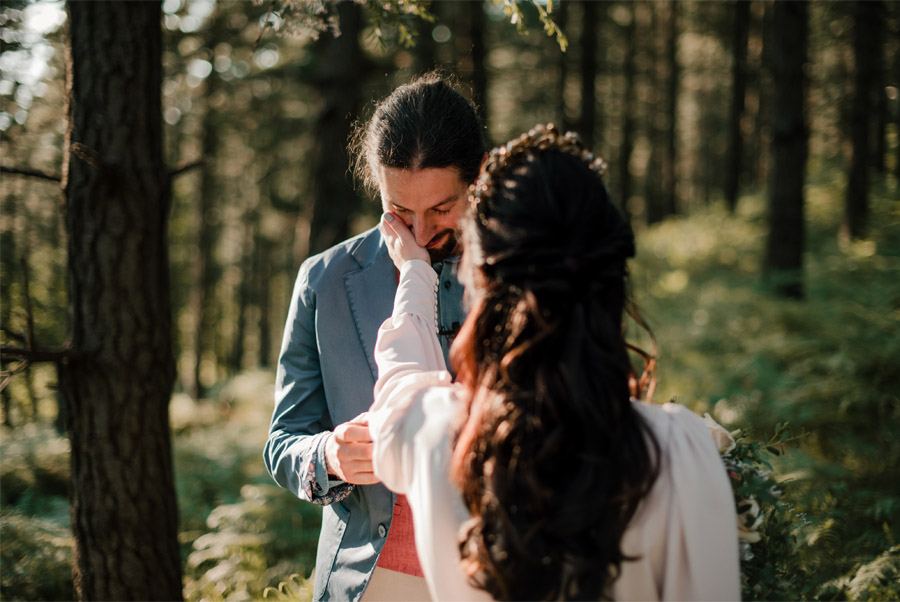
[381,212,429,266]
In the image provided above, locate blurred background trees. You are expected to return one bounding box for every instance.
[1,0,899,600]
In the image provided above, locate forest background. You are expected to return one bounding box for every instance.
[1,0,898,600]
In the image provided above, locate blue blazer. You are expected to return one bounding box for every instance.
[264,226,465,601]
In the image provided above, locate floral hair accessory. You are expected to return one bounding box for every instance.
[469,123,608,209]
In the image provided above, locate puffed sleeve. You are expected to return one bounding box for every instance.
[659,403,742,601]
[369,259,457,493]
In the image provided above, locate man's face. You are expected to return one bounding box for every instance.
[377,166,469,263]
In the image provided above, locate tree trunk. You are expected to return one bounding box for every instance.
[411,5,436,74]
[308,1,364,255]
[555,0,570,131]
[763,1,808,299]
[725,0,751,213]
[618,2,637,215]
[663,0,679,217]
[255,225,272,368]
[579,0,597,149]
[193,52,222,399]
[844,0,881,240]
[1,201,14,427]
[469,0,488,130]
[230,213,255,372]
[871,4,886,174]
[644,3,665,224]
[62,2,182,600]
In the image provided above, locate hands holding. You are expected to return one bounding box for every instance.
[380,212,429,270]
[325,412,380,485]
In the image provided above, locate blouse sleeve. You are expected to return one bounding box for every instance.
[659,403,742,601]
[369,259,458,494]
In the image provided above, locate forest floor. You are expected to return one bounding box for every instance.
[2,173,898,600]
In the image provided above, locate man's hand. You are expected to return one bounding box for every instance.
[380,212,429,270]
[325,412,380,485]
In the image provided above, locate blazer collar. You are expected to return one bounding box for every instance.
[344,228,397,381]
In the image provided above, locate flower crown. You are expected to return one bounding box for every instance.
[469,123,608,206]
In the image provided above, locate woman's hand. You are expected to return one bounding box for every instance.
[380,212,429,269]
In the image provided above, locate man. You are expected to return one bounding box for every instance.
[264,74,486,601]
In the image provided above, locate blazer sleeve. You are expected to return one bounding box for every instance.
[263,258,352,505]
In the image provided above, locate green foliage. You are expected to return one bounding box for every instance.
[495,0,568,51]
[0,510,73,601]
[818,545,900,601]
[633,180,900,598]
[263,573,314,601]
[720,423,812,600]
[183,483,320,602]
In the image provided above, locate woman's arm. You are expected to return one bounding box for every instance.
[369,243,457,492]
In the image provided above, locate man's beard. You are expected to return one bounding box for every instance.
[426,229,461,263]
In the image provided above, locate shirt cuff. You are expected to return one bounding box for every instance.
[303,432,354,505]
[395,259,439,329]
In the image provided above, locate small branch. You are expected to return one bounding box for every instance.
[0,165,62,182]
[169,159,204,179]
[21,256,35,348]
[0,360,29,392]
[0,327,26,344]
[70,142,102,170]
[1,345,71,364]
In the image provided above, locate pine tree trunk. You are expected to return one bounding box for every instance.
[230,213,254,372]
[763,1,808,299]
[193,54,222,399]
[255,226,272,368]
[618,2,637,214]
[555,0,570,131]
[579,0,597,150]
[644,3,664,224]
[844,0,881,239]
[871,3,886,174]
[725,0,751,213]
[62,2,182,599]
[663,0,679,217]
[308,1,364,255]
[469,1,488,131]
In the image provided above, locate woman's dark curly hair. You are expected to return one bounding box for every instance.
[449,124,660,601]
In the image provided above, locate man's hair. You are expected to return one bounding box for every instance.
[350,73,486,195]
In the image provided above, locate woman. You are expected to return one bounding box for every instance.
[368,125,740,600]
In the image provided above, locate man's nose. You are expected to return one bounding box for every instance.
[412,217,433,247]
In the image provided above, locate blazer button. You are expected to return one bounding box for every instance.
[378,523,387,538]
[443,280,452,290]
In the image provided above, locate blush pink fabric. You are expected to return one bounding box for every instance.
[376,494,424,577]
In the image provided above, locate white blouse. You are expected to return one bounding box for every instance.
[369,260,741,601]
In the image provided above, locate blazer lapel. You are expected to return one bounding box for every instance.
[344,236,397,381]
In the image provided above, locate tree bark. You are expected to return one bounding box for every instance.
[871,4,886,174]
[643,3,665,224]
[844,1,881,239]
[230,212,255,372]
[763,1,808,299]
[308,1,365,255]
[555,0,570,131]
[618,2,637,215]
[725,0,751,213]
[469,0,488,130]
[63,2,182,599]
[663,0,679,217]
[579,0,597,149]
[193,28,223,399]
[1,198,15,427]
[255,224,272,368]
